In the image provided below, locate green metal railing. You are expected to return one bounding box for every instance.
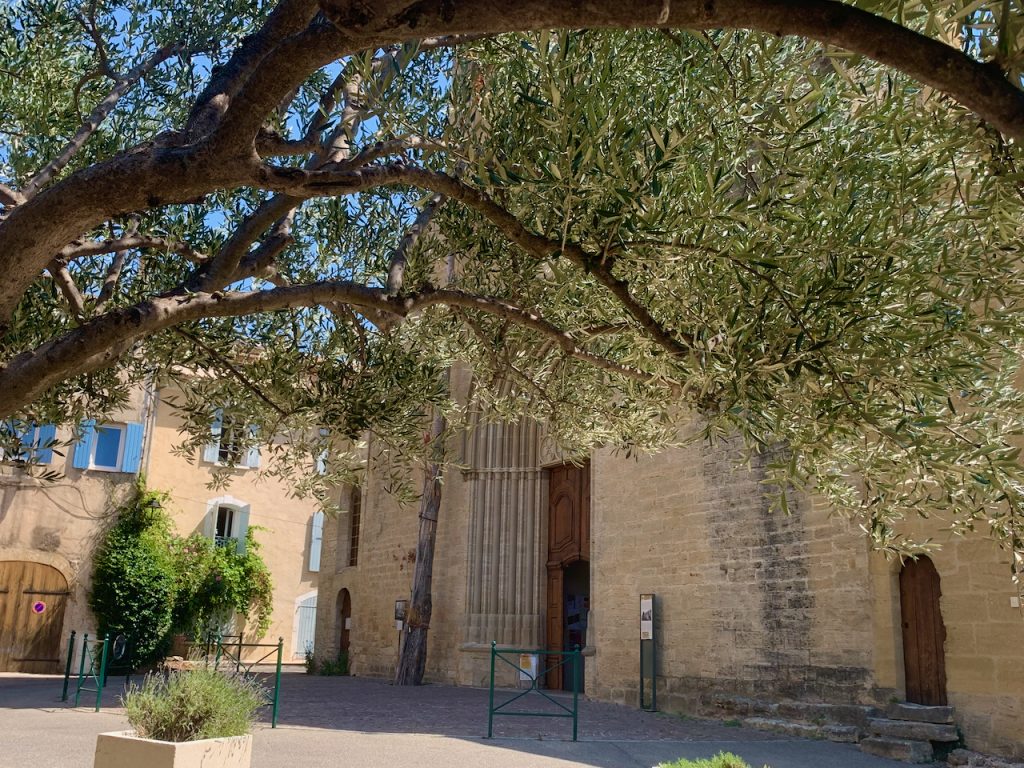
[69,633,110,712]
[487,641,581,741]
[61,631,134,708]
[211,635,284,728]
[60,630,77,702]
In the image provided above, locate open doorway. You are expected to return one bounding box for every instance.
[562,560,590,691]
[337,588,352,654]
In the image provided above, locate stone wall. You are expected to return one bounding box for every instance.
[0,392,149,652]
[588,437,876,712]
[312,419,1024,758]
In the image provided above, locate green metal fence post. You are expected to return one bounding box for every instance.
[272,637,283,728]
[236,633,243,674]
[487,641,496,738]
[214,636,223,668]
[95,635,110,712]
[73,633,89,706]
[61,630,76,702]
[572,645,580,742]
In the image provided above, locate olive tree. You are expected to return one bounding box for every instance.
[4,0,1024,682]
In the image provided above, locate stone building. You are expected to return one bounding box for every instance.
[314,415,1024,759]
[0,381,322,673]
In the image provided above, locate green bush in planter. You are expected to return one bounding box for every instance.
[123,667,266,742]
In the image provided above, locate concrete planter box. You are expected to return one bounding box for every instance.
[94,731,252,768]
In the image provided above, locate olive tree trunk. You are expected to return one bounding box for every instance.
[394,408,446,685]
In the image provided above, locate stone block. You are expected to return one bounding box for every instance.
[778,701,877,727]
[885,702,955,724]
[859,737,934,763]
[743,717,823,739]
[867,717,959,742]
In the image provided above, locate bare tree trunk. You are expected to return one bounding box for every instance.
[394,408,446,685]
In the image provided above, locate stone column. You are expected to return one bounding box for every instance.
[462,418,545,648]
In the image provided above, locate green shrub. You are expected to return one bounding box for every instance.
[123,667,265,742]
[658,753,758,768]
[317,649,349,676]
[89,485,177,666]
[171,528,274,639]
[91,482,276,666]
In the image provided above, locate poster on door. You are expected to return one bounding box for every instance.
[640,594,654,640]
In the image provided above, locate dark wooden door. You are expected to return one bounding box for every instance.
[900,556,947,706]
[545,462,589,690]
[0,561,70,673]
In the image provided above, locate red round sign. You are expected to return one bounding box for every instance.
[32,601,46,614]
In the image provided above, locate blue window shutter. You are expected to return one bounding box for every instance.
[234,507,251,554]
[202,409,223,464]
[245,425,260,469]
[16,422,36,462]
[203,505,217,539]
[309,511,324,572]
[35,424,57,464]
[121,422,144,473]
[72,420,96,470]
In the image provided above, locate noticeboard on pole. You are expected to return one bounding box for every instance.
[639,593,656,711]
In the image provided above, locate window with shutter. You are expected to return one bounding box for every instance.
[348,487,362,567]
[202,409,259,469]
[71,421,144,472]
[204,496,251,554]
[1,421,57,464]
[309,511,324,572]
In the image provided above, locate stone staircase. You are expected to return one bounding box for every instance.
[859,702,960,763]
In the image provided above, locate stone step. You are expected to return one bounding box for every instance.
[886,702,955,724]
[868,717,959,742]
[776,701,879,728]
[742,717,860,743]
[860,736,934,763]
[948,748,1024,768]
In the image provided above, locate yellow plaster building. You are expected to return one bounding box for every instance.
[0,382,322,674]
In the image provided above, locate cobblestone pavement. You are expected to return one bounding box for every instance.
[0,671,912,768]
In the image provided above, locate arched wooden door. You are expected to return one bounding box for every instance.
[545,462,590,690]
[338,588,352,653]
[900,556,948,705]
[0,561,70,673]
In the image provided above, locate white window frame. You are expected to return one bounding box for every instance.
[88,423,126,472]
[203,410,260,469]
[203,495,251,554]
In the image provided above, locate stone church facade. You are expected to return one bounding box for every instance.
[314,416,1024,759]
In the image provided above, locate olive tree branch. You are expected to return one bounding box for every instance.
[0,281,674,418]
[22,41,185,199]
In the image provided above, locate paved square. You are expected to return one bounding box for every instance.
[0,672,917,767]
